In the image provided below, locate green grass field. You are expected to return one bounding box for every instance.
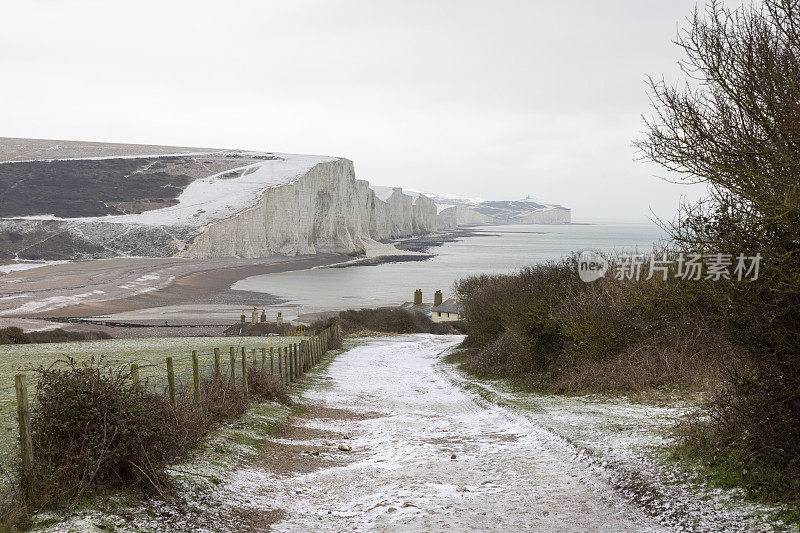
[0,335,307,472]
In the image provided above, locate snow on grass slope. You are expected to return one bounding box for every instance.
[444,368,797,532]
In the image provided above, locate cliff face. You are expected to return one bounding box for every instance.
[412,195,438,234]
[0,154,443,260]
[184,159,363,258]
[182,159,442,258]
[438,206,497,228]
[513,207,571,224]
[0,139,572,262]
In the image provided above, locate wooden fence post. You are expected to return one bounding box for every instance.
[268,347,273,374]
[241,352,249,397]
[230,347,236,386]
[284,346,289,385]
[192,350,201,407]
[166,357,176,405]
[252,348,257,369]
[15,374,33,498]
[288,343,294,382]
[130,363,140,391]
[261,347,266,370]
[214,348,221,379]
[299,343,304,374]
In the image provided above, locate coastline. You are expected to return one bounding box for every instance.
[0,229,474,335]
[0,227,498,337]
[0,255,344,333]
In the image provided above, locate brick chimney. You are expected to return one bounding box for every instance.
[434,290,443,306]
[414,289,422,305]
[260,310,267,323]
[277,311,283,325]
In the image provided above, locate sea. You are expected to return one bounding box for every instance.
[232,224,668,313]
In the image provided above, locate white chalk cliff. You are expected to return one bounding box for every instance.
[0,144,571,260]
[182,160,451,258]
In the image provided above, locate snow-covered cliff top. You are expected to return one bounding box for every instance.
[1,151,338,228]
[107,152,337,227]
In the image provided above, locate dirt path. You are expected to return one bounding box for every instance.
[218,335,665,532]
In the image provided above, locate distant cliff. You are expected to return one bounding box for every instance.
[0,138,570,262]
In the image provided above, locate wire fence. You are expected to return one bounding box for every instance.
[0,325,340,522]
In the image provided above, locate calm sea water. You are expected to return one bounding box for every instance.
[232,224,668,312]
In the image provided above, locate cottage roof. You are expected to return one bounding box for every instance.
[430,298,463,315]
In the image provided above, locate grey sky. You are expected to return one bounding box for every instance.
[0,0,707,222]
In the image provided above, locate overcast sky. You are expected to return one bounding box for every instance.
[0,0,709,222]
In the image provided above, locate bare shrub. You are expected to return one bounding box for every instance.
[247,367,290,404]
[19,358,292,516]
[337,308,460,335]
[548,324,737,394]
[28,360,182,509]
[453,256,727,393]
[0,327,111,345]
[200,376,248,423]
[636,0,800,505]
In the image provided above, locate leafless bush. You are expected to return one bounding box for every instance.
[247,366,290,404]
[336,308,461,336]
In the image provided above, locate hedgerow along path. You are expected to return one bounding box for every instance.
[0,325,339,519]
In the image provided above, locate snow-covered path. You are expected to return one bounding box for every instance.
[222,335,664,532]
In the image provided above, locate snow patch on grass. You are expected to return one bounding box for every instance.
[445,369,796,532]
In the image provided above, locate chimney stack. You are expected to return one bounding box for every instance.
[252,307,258,324]
[414,289,422,305]
[277,311,283,325]
[434,290,443,306]
[240,311,246,323]
[260,310,267,323]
